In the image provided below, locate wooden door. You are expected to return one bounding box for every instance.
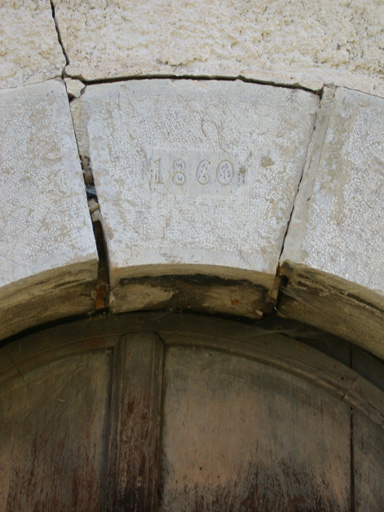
[0,313,383,511]
[159,345,350,511]
[0,352,111,511]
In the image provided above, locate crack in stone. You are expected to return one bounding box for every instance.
[50,0,69,75]
[66,101,110,312]
[277,93,325,262]
[274,85,333,313]
[64,71,323,96]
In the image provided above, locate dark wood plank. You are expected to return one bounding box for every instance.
[160,345,351,512]
[352,345,384,393]
[105,333,164,512]
[0,351,111,512]
[256,316,351,366]
[344,376,384,431]
[353,412,384,511]
[0,334,119,387]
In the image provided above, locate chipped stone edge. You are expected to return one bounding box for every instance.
[278,262,384,359]
[109,264,278,320]
[280,85,337,261]
[0,259,98,340]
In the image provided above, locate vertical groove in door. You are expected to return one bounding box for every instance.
[100,348,115,511]
[155,336,168,510]
[350,409,355,512]
[105,332,164,512]
[350,344,355,512]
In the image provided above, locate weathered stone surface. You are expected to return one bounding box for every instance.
[0,0,65,89]
[64,78,85,98]
[0,80,98,339]
[55,0,384,95]
[281,87,384,357]
[71,79,318,317]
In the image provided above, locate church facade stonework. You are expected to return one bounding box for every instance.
[1,1,384,510]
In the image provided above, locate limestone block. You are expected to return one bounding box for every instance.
[55,0,384,96]
[0,80,98,340]
[71,79,318,317]
[281,87,384,357]
[0,0,65,89]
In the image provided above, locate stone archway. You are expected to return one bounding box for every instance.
[1,2,384,511]
[1,76,383,358]
[1,0,383,354]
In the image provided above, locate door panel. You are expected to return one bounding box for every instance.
[354,413,384,512]
[106,333,164,512]
[0,351,111,512]
[159,345,351,511]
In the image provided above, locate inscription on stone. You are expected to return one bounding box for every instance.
[145,150,246,194]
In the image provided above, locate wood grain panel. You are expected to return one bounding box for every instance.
[354,412,384,511]
[105,333,164,512]
[160,345,351,512]
[0,351,111,512]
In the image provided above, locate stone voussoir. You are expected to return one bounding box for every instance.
[0,80,98,340]
[71,79,319,318]
[280,86,384,357]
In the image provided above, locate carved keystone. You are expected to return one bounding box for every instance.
[71,79,318,318]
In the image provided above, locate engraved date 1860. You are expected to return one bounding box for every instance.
[146,150,246,192]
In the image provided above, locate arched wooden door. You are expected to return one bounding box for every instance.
[0,314,383,511]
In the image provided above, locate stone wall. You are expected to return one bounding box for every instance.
[1,1,383,356]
